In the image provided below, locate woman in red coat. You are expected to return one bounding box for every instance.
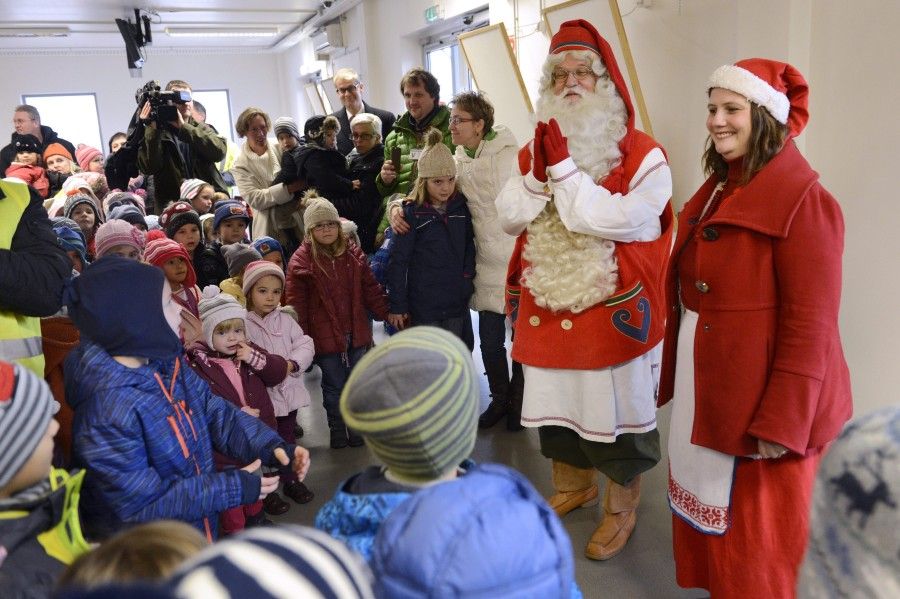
[658,59,852,598]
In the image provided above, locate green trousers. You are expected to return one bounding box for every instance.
[539,426,661,485]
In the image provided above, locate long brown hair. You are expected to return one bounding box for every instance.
[702,101,788,186]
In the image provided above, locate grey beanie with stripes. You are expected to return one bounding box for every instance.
[340,326,478,483]
[0,360,58,490]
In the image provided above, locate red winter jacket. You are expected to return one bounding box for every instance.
[285,240,389,355]
[658,141,852,457]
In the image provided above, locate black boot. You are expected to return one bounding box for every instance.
[327,412,348,449]
[478,351,511,429]
[506,360,525,432]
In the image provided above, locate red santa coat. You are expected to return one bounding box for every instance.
[506,130,674,370]
[658,140,852,457]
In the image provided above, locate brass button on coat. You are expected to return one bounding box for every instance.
[695,280,710,294]
[561,319,573,330]
[529,315,541,327]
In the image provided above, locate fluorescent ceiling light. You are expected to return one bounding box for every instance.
[0,27,70,38]
[164,27,279,38]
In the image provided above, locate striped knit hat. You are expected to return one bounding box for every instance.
[179,178,208,201]
[167,525,374,599]
[63,192,104,225]
[242,260,285,296]
[340,326,478,482]
[197,286,246,347]
[94,219,145,259]
[273,116,301,142]
[0,360,58,489]
[144,237,197,289]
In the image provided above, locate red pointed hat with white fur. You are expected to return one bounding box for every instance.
[707,58,809,137]
[549,19,635,132]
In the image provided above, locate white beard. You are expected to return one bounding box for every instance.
[523,81,629,313]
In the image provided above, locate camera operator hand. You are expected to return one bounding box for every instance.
[139,101,155,129]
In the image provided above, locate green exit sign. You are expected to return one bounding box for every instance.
[425,5,441,23]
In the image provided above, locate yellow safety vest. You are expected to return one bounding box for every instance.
[0,179,45,376]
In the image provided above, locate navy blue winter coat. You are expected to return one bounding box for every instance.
[66,342,290,541]
[387,192,475,322]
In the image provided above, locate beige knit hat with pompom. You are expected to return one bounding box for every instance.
[415,128,456,179]
[302,189,340,234]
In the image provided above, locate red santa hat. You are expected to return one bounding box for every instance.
[707,58,809,137]
[548,19,635,131]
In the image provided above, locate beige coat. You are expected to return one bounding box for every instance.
[230,140,294,241]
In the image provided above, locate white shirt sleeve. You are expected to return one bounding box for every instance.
[548,147,671,242]
[495,169,552,236]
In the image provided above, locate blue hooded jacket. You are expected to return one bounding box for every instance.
[372,464,582,598]
[64,257,289,540]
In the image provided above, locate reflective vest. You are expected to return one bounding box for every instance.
[0,179,45,376]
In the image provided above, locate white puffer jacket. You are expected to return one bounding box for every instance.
[454,125,519,313]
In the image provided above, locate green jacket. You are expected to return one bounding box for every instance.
[138,117,228,208]
[375,106,454,198]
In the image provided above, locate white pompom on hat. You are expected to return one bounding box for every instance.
[707,58,810,137]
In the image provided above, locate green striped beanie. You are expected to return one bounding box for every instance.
[340,327,478,483]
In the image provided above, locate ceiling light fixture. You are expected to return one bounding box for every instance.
[0,27,70,38]
[164,27,279,38]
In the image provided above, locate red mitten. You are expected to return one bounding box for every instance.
[542,118,570,166]
[531,122,548,183]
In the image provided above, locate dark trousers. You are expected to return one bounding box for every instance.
[316,345,368,423]
[415,310,474,351]
[477,310,507,362]
[275,410,298,483]
[538,426,661,485]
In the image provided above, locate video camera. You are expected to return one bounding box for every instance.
[135,80,191,124]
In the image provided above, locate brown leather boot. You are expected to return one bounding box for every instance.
[547,461,599,517]
[585,475,641,561]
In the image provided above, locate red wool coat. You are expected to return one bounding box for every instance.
[285,241,389,355]
[658,141,852,457]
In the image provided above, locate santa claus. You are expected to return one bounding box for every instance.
[496,19,674,560]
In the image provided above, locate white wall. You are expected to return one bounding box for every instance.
[0,50,287,148]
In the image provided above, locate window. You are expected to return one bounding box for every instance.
[190,90,234,142]
[22,93,102,152]
[425,41,474,105]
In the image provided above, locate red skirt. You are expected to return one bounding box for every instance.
[673,450,822,598]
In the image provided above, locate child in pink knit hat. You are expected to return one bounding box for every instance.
[75,144,104,174]
[94,220,145,260]
[145,236,202,318]
[243,260,315,504]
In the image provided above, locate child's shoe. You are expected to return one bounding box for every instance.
[263,491,290,515]
[283,481,314,504]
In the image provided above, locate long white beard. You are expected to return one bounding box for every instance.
[523,83,628,313]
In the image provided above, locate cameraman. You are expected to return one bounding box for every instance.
[137,79,227,208]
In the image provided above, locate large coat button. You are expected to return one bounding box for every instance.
[695,280,710,293]
[529,315,541,326]
[701,227,719,241]
[561,319,573,330]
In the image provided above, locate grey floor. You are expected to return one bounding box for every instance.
[271,315,703,599]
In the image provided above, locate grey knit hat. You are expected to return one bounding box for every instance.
[63,193,104,224]
[340,326,478,482]
[0,361,59,490]
[798,407,900,598]
[416,128,456,179]
[221,243,262,277]
[273,116,301,142]
[197,286,246,347]
[303,195,340,235]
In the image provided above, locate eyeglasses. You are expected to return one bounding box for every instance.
[551,67,596,82]
[351,132,374,140]
[336,84,359,95]
[448,116,476,125]
[313,222,340,231]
